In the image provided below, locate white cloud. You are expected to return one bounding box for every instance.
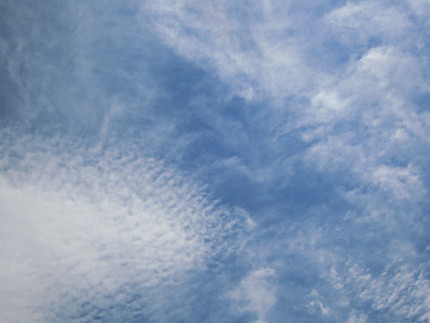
[141,1,317,102]
[406,0,430,17]
[2,0,430,321]
[346,310,368,323]
[370,164,426,200]
[141,2,430,224]
[348,264,430,321]
[306,289,331,316]
[288,226,430,322]
[229,267,276,323]
[0,136,245,321]
[326,1,413,46]
[142,1,430,205]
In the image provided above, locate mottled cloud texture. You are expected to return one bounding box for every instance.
[1,0,430,322]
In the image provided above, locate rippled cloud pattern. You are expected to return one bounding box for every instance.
[1,1,430,322]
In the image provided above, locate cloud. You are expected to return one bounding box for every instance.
[339,263,430,322]
[141,1,322,102]
[284,220,430,322]
[407,0,430,17]
[326,1,413,47]
[229,267,276,323]
[370,164,426,201]
[347,310,368,323]
[140,3,430,321]
[0,135,248,321]
[2,0,430,321]
[142,0,430,208]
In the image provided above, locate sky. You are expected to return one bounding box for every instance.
[1,0,430,322]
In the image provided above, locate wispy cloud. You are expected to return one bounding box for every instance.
[229,267,276,323]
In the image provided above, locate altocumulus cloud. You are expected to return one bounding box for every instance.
[0,134,251,322]
[1,0,430,322]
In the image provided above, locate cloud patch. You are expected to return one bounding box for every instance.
[0,136,248,321]
[229,267,276,323]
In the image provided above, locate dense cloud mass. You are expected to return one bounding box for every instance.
[1,0,430,322]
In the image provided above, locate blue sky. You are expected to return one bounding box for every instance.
[1,0,430,322]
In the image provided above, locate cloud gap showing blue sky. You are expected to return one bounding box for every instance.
[1,0,430,322]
